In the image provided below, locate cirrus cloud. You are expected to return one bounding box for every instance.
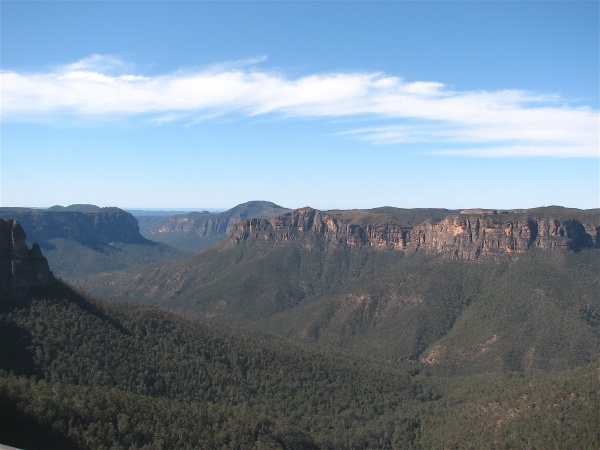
[1,55,598,158]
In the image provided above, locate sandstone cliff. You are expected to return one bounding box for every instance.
[0,219,53,299]
[154,211,230,236]
[229,206,600,259]
[0,205,152,248]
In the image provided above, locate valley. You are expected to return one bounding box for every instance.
[1,202,599,449]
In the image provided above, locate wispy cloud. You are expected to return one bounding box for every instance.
[57,54,137,75]
[1,55,598,157]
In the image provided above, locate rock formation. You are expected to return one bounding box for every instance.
[0,206,152,248]
[229,207,600,260]
[0,219,53,299]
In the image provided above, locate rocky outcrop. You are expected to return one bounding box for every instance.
[155,212,230,236]
[0,206,152,248]
[0,219,53,299]
[405,215,596,259]
[229,207,600,259]
[229,207,408,250]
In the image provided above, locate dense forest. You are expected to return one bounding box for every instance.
[1,277,598,449]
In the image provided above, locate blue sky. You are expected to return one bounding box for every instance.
[1,1,598,210]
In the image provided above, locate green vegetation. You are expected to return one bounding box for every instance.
[1,283,417,448]
[45,238,185,280]
[325,207,456,228]
[0,377,321,450]
[1,279,598,448]
[416,362,600,449]
[78,235,600,374]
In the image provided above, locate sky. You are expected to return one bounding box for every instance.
[1,0,599,211]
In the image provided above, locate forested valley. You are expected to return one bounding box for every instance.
[1,276,598,449]
[1,209,599,449]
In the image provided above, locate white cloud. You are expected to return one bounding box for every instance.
[58,54,136,75]
[1,55,598,158]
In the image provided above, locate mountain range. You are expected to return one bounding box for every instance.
[1,202,599,448]
[0,201,294,279]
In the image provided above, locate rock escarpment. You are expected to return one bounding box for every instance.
[406,212,599,259]
[229,207,600,259]
[0,219,53,299]
[154,212,231,236]
[0,205,187,279]
[0,205,152,248]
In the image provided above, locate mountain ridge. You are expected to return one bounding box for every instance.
[230,205,600,259]
[0,205,151,247]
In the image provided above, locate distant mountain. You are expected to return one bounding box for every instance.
[77,206,600,374]
[47,204,113,213]
[137,200,290,253]
[0,205,185,279]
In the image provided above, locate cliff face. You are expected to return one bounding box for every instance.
[154,212,230,236]
[405,214,598,259]
[0,219,53,299]
[0,206,152,248]
[229,207,600,259]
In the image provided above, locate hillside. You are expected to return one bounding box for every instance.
[0,205,184,279]
[77,206,600,374]
[136,200,290,253]
[1,218,598,449]
[258,249,600,374]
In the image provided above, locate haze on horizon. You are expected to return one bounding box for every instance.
[1,1,598,211]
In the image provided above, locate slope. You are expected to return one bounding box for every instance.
[257,249,600,374]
